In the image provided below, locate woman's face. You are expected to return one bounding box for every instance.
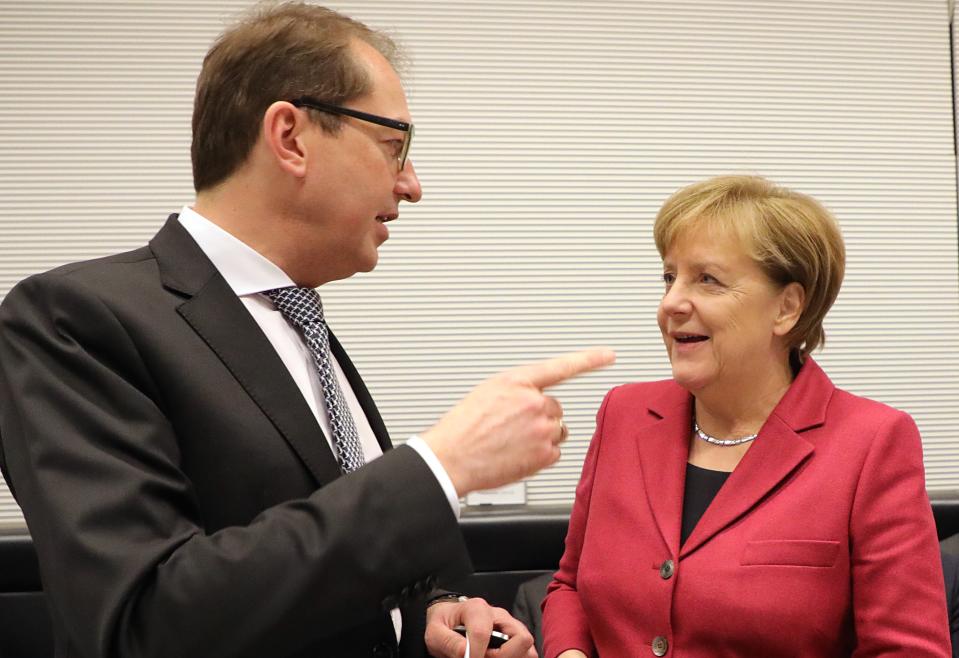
[657,229,798,394]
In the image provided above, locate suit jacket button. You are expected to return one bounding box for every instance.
[659,559,675,580]
[651,635,669,656]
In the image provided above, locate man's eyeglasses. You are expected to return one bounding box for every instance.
[290,96,414,172]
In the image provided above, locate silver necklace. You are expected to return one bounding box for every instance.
[694,421,758,447]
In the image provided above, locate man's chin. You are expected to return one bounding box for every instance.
[361,249,380,272]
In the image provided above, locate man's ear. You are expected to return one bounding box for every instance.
[774,282,805,337]
[262,101,309,179]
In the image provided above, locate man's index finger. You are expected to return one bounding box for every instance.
[513,348,616,390]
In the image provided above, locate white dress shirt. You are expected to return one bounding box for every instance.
[176,206,460,642]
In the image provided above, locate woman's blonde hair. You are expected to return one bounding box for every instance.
[653,175,845,359]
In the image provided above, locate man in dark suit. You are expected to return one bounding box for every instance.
[0,4,613,657]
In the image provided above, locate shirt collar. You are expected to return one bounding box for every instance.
[176,206,296,296]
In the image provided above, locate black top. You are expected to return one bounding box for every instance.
[680,463,731,547]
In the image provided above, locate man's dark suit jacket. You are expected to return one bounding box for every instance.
[0,216,472,658]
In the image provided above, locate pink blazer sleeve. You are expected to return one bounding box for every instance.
[849,410,950,655]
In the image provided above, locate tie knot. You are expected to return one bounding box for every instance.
[265,287,325,327]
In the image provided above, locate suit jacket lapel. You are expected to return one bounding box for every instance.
[680,359,832,557]
[636,383,692,555]
[329,332,392,453]
[149,215,344,485]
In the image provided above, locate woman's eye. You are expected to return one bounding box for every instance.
[662,272,675,285]
[701,273,720,284]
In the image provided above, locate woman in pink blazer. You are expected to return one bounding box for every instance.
[542,175,950,657]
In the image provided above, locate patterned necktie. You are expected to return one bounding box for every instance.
[265,287,365,473]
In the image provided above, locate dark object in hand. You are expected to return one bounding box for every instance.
[452,624,509,648]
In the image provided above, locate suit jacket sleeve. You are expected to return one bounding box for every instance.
[541,388,613,658]
[0,271,471,658]
[849,409,951,656]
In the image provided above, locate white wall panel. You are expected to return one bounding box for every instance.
[0,0,957,530]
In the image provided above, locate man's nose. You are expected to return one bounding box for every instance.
[395,160,422,203]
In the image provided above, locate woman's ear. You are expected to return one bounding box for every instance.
[262,101,309,179]
[774,282,805,337]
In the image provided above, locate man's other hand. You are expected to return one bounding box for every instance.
[425,597,536,658]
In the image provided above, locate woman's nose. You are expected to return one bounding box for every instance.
[660,281,692,315]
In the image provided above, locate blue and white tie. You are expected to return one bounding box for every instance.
[266,287,365,473]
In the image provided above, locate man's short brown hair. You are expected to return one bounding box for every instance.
[191,2,401,192]
[653,175,846,360]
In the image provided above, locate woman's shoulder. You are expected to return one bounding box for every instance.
[599,379,686,419]
[791,358,916,432]
[606,378,682,402]
[828,385,915,428]
[816,386,923,464]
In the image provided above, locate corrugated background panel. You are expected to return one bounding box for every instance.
[0,0,957,530]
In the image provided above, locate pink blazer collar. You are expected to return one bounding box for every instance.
[634,358,836,557]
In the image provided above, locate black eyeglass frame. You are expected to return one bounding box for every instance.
[290,96,414,171]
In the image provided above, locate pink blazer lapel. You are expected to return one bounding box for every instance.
[680,358,834,557]
[635,382,692,555]
[680,415,814,556]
